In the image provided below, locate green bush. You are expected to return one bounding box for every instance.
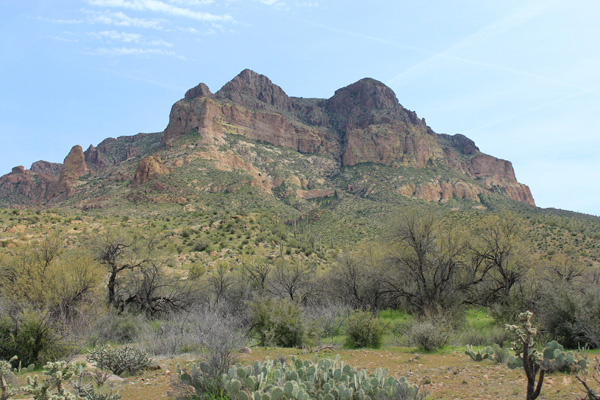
[344,310,386,349]
[0,311,66,366]
[249,298,305,347]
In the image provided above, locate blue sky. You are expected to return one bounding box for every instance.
[1,0,598,215]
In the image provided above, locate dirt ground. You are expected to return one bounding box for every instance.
[98,346,588,400]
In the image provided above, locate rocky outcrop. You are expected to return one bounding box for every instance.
[54,145,88,198]
[325,78,443,168]
[0,166,58,205]
[216,69,293,112]
[161,70,535,205]
[84,144,105,169]
[399,181,484,203]
[185,83,212,99]
[132,155,168,186]
[467,154,534,205]
[296,188,335,200]
[30,161,62,176]
[163,96,338,155]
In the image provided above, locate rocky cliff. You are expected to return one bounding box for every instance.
[0,166,58,205]
[0,69,535,208]
[163,69,535,206]
[54,145,89,198]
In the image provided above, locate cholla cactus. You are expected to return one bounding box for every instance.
[1,357,19,400]
[505,311,587,400]
[506,311,544,400]
[23,361,78,400]
[88,345,155,376]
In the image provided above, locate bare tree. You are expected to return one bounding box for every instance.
[239,257,271,293]
[268,259,316,303]
[383,213,468,314]
[469,214,532,306]
[329,249,386,312]
[120,261,198,316]
[93,230,193,315]
[207,262,235,310]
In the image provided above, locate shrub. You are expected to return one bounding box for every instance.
[458,325,507,347]
[344,310,386,349]
[87,345,155,376]
[506,311,587,400]
[0,310,66,366]
[88,312,145,345]
[249,298,305,347]
[407,311,451,351]
[174,310,246,400]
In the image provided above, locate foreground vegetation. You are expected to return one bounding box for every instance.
[0,203,599,399]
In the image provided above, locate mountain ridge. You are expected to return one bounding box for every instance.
[0,69,534,208]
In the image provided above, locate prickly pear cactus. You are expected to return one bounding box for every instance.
[465,345,491,362]
[540,340,587,373]
[222,356,423,400]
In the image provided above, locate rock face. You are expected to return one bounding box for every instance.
[133,155,168,186]
[0,165,58,205]
[30,161,62,176]
[0,69,535,208]
[54,145,89,198]
[162,69,535,206]
[84,144,105,170]
[216,69,293,112]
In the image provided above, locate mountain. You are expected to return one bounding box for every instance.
[0,69,534,209]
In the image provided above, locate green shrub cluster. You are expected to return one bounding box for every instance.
[343,310,386,349]
[0,312,66,366]
[249,299,306,347]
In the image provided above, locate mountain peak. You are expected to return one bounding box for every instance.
[185,82,212,99]
[326,77,425,127]
[328,78,400,113]
[215,69,292,111]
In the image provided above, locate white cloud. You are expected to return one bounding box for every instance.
[87,10,166,29]
[387,0,563,85]
[148,39,173,46]
[258,0,287,9]
[295,1,318,7]
[89,29,174,47]
[38,17,85,24]
[167,0,214,5]
[88,0,233,22]
[49,36,79,42]
[177,26,200,33]
[86,46,183,58]
[93,30,142,42]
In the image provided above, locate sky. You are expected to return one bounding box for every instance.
[0,0,599,216]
